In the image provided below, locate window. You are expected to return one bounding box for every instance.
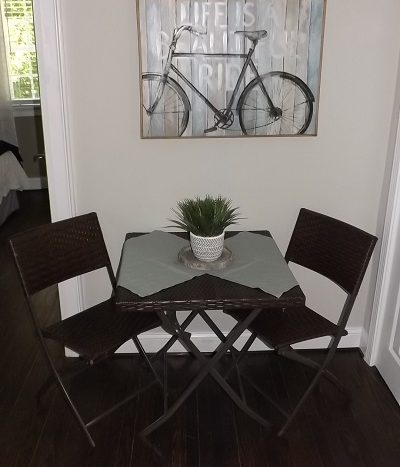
[1,0,39,100]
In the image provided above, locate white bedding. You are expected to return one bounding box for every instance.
[0,150,29,201]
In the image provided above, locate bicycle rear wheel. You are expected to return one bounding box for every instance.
[141,73,190,138]
[238,72,314,136]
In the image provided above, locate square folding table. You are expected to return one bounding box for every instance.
[115,231,305,435]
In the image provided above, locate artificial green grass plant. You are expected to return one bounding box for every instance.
[169,195,241,237]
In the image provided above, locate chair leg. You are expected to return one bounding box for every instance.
[278,369,322,436]
[277,346,350,397]
[278,341,341,437]
[50,364,96,446]
[132,336,163,388]
[38,341,96,447]
[37,358,92,404]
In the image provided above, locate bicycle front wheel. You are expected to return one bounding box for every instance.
[238,72,314,136]
[141,73,190,138]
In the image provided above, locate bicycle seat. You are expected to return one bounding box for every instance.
[235,30,268,42]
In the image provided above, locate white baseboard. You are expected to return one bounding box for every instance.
[111,326,363,354]
[26,177,48,190]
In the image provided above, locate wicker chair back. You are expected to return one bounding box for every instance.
[285,208,377,295]
[9,212,113,295]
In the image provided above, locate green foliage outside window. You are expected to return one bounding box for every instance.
[2,0,40,99]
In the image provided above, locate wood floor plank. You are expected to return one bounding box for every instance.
[82,361,138,467]
[28,392,91,467]
[129,355,200,467]
[112,383,140,466]
[5,354,55,466]
[197,375,241,467]
[287,353,362,467]
[340,351,400,467]
[233,386,279,467]
[130,384,168,466]
[234,355,293,467]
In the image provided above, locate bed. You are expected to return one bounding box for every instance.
[0,150,29,225]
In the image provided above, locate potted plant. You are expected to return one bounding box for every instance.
[169,195,241,262]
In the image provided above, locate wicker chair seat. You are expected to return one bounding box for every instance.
[43,299,160,361]
[226,306,347,349]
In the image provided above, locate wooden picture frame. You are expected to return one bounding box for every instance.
[137,0,326,139]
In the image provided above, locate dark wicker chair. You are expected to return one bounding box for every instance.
[9,212,162,447]
[225,208,377,435]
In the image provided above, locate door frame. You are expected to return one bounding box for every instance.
[33,0,82,321]
[365,90,400,365]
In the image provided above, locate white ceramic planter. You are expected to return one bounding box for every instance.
[190,232,225,262]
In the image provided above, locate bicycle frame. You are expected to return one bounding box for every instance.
[171,50,258,123]
[148,26,273,127]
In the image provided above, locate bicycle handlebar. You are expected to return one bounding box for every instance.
[188,26,206,37]
[172,25,206,44]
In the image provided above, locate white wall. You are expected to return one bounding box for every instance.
[54,0,400,347]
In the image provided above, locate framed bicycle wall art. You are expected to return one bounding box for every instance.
[136,0,326,138]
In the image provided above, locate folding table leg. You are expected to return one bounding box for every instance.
[235,332,257,366]
[198,323,290,419]
[199,311,256,366]
[151,310,198,361]
[174,324,273,430]
[197,310,246,402]
[213,329,290,419]
[198,310,232,346]
[141,308,272,437]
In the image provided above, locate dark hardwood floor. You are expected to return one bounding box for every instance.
[1,190,400,466]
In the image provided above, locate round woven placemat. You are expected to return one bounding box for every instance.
[178,246,233,270]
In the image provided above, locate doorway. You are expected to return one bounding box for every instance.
[1,0,49,211]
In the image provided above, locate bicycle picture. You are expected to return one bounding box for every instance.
[137,0,325,139]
